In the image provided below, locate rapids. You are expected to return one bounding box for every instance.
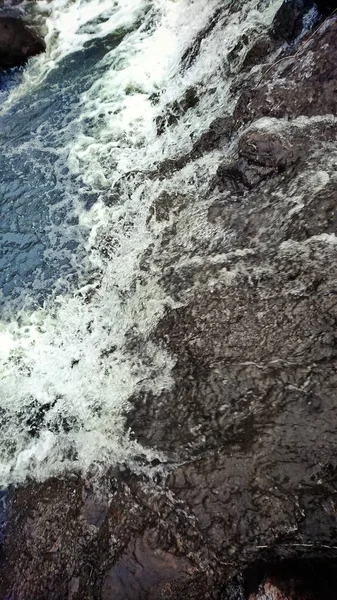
[0,0,282,484]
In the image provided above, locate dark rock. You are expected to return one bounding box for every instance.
[315,0,337,15]
[147,191,186,224]
[234,17,337,124]
[101,534,196,600]
[227,33,250,69]
[238,131,299,169]
[127,113,337,581]
[271,0,315,42]
[191,117,233,157]
[214,131,298,194]
[215,158,275,194]
[0,17,45,69]
[156,86,199,135]
[242,36,275,70]
[0,475,219,600]
[285,182,337,241]
[152,116,232,174]
[155,155,190,178]
[244,559,337,600]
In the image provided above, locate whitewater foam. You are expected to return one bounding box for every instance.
[0,0,283,484]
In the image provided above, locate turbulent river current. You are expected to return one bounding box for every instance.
[2,0,337,596]
[0,0,284,485]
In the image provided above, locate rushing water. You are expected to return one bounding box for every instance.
[0,0,282,484]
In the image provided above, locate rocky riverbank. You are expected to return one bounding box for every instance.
[1,0,337,598]
[0,0,46,71]
[0,16,44,69]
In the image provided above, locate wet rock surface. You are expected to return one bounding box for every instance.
[0,474,219,600]
[270,0,316,42]
[0,16,45,69]
[2,1,337,599]
[213,130,298,194]
[129,5,337,596]
[235,16,337,123]
[244,559,337,599]
[156,87,199,136]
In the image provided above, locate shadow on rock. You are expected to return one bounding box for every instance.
[0,17,45,69]
[243,558,337,600]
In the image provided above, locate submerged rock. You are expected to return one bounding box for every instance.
[0,17,45,69]
[156,87,199,135]
[127,4,337,596]
[0,474,218,600]
[191,116,233,157]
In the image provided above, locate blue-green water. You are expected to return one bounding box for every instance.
[0,25,140,312]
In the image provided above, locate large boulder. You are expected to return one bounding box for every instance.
[0,17,45,69]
